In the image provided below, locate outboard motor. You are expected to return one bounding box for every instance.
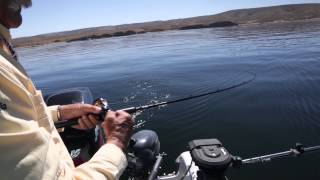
[125,130,161,179]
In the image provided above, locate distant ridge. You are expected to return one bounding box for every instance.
[13,3,320,47]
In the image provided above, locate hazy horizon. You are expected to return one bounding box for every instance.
[12,1,320,38]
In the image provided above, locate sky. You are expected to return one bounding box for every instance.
[11,0,320,38]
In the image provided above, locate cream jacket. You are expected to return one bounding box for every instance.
[0,25,127,180]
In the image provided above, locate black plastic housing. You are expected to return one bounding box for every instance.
[189,139,232,172]
[126,130,160,177]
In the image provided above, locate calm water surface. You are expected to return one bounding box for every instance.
[18,20,320,179]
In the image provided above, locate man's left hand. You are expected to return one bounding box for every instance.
[58,104,102,130]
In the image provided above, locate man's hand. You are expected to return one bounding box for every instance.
[58,104,102,130]
[103,110,133,151]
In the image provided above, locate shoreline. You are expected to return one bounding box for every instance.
[13,3,320,48]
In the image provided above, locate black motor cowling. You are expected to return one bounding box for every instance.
[126,130,160,178]
[45,87,93,106]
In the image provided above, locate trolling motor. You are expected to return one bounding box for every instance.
[122,137,320,180]
[150,139,320,180]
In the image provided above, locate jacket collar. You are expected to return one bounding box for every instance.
[0,23,11,43]
[0,24,28,76]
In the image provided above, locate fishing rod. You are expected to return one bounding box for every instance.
[54,74,256,129]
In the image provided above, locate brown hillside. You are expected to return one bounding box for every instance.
[13,3,320,47]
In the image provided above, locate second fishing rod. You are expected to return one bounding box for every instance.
[54,75,256,129]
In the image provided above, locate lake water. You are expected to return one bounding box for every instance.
[18,20,320,180]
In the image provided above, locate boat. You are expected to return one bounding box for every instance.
[45,87,320,180]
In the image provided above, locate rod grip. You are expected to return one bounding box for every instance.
[54,107,135,129]
[55,118,78,129]
[55,111,106,129]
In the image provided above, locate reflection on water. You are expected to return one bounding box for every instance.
[18,20,320,180]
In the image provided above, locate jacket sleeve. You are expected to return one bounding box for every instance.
[47,105,59,122]
[0,107,128,180]
[73,144,128,180]
[45,105,128,179]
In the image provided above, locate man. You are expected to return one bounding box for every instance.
[0,0,134,179]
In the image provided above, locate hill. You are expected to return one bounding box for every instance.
[13,3,320,47]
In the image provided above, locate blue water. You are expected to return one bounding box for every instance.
[18,20,320,179]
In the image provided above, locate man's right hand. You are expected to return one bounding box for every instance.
[103,110,134,151]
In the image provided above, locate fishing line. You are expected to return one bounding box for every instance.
[121,72,256,114]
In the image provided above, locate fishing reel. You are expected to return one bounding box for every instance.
[93,98,109,122]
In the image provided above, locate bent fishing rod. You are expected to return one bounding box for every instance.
[54,74,256,129]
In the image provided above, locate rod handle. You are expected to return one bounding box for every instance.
[55,118,78,129]
[55,110,106,129]
[54,107,136,129]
